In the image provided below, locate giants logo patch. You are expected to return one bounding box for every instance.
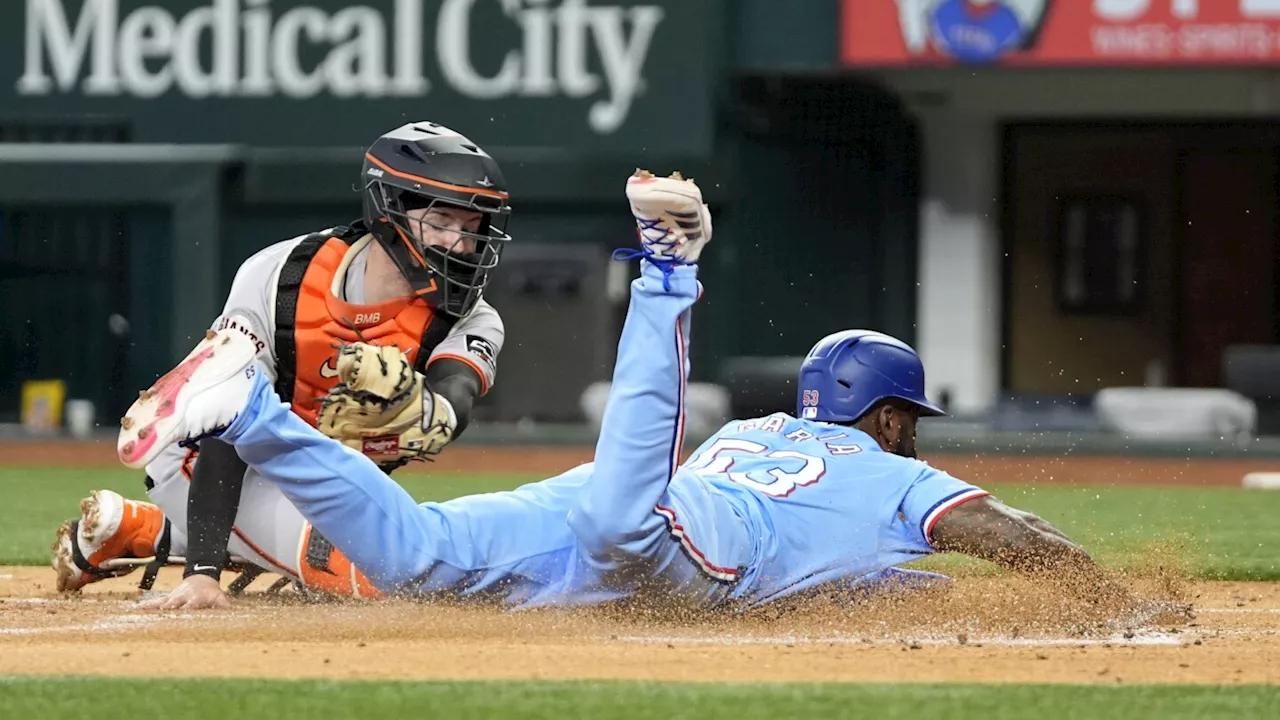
[215,313,266,355]
[466,335,498,368]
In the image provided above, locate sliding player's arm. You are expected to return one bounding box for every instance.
[929,493,1165,616]
[901,466,1135,608]
[930,495,1096,575]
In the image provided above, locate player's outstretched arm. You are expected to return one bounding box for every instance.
[931,495,1121,606]
[930,495,1191,623]
[931,495,1093,575]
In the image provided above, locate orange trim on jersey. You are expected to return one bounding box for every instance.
[366,153,510,200]
[428,352,490,396]
[231,528,298,580]
[180,448,197,481]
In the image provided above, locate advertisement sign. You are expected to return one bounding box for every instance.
[21,379,65,432]
[842,0,1280,66]
[4,0,714,154]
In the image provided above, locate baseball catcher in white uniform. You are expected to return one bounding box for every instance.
[53,121,511,609]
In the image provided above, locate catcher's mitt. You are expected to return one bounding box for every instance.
[316,343,457,470]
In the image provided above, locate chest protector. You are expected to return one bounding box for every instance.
[272,226,457,427]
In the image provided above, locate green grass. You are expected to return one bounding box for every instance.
[3,466,1279,579]
[4,471,1278,712]
[0,467,522,566]
[0,677,1277,719]
[907,482,1280,580]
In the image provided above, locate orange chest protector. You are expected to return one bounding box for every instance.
[272,228,457,427]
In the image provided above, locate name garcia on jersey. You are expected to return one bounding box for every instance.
[734,414,865,456]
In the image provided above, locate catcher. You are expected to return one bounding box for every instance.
[52,121,511,609]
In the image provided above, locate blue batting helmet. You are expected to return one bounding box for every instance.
[796,330,946,423]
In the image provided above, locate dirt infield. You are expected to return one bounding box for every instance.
[1,567,1277,685]
[2,439,1277,486]
[3,439,1277,686]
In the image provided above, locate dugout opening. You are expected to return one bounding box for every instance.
[1000,121,1280,398]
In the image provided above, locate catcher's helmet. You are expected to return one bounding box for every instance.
[796,330,946,423]
[361,121,512,317]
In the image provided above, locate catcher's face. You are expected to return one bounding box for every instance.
[405,205,483,255]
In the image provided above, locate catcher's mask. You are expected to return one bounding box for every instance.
[361,121,512,318]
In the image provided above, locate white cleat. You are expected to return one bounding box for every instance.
[116,328,260,470]
[626,169,713,264]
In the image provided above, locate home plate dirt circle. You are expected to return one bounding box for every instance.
[1,566,1277,685]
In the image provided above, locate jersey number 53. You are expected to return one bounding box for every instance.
[684,439,826,498]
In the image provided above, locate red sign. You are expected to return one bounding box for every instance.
[842,1,1280,66]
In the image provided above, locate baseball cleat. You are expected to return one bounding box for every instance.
[626,168,713,265]
[51,490,169,592]
[117,328,259,470]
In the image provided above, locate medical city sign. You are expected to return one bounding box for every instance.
[842,0,1280,66]
[4,0,713,152]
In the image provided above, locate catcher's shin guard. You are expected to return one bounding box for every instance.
[298,524,383,599]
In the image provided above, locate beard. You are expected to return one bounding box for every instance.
[892,434,918,459]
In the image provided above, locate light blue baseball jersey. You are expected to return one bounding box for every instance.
[672,416,989,607]
[219,259,987,610]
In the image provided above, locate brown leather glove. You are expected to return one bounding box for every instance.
[316,343,457,468]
